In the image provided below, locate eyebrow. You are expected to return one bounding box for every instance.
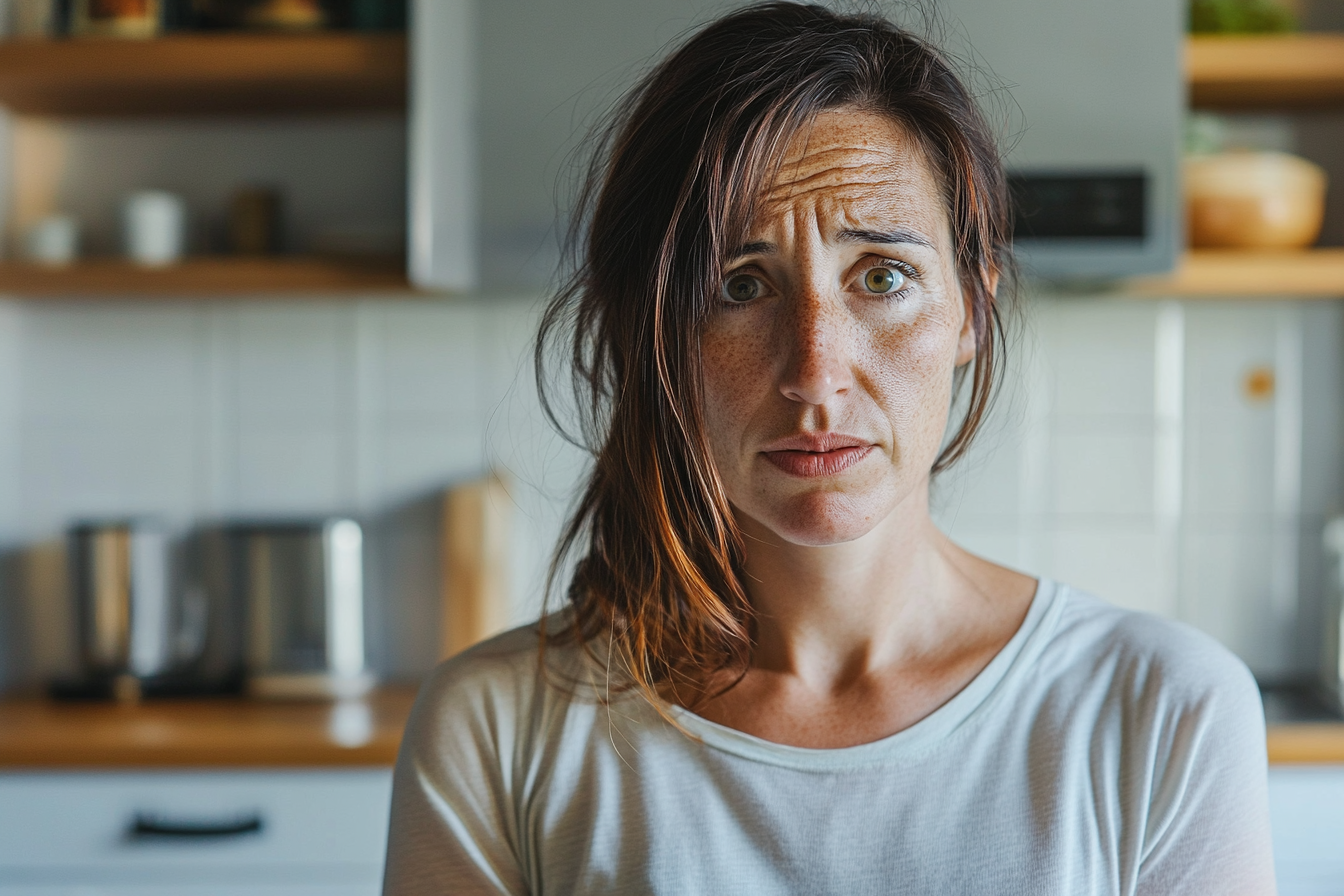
[726,228,935,260]
[837,228,936,250]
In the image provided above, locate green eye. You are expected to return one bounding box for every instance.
[863,266,904,294]
[722,273,763,303]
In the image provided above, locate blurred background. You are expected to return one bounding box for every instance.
[0,0,1342,893]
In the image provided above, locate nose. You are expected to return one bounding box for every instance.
[777,291,854,406]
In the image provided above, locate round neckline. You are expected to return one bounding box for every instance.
[665,578,1065,771]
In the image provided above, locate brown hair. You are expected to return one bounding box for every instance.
[536,2,1013,706]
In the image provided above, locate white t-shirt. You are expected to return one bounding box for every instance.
[382,580,1276,895]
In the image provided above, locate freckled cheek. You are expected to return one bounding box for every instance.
[699,325,773,456]
[862,317,961,441]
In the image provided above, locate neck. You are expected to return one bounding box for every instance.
[737,483,977,691]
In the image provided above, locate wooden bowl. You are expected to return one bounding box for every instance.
[1185,151,1327,249]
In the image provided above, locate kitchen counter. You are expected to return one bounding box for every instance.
[1263,685,1344,764]
[1,685,1341,767]
[1267,724,1344,763]
[0,687,417,768]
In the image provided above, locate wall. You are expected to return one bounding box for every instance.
[475,0,741,287]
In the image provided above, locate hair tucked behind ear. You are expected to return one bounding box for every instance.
[535,2,1014,707]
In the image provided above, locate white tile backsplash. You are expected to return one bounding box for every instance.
[1181,518,1298,674]
[20,421,198,528]
[0,295,590,689]
[1043,299,1158,420]
[233,425,348,514]
[1050,426,1157,519]
[22,304,200,424]
[234,304,352,426]
[1047,524,1175,618]
[1,289,1341,684]
[376,426,486,501]
[375,303,484,423]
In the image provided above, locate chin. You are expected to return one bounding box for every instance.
[753,487,894,547]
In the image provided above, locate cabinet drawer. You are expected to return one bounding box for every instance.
[0,770,391,889]
[1270,766,1344,896]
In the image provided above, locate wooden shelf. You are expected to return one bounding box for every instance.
[0,256,412,296]
[0,32,406,117]
[1127,249,1344,297]
[1188,33,1344,109]
[0,688,415,768]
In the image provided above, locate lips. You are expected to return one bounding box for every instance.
[760,432,874,477]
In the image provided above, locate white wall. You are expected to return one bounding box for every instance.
[475,0,745,287]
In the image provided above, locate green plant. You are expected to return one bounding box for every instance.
[1189,0,1297,33]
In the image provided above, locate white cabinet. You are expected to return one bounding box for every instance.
[1271,766,1344,896]
[0,770,392,895]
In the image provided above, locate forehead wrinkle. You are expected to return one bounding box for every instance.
[769,149,908,194]
[746,112,952,255]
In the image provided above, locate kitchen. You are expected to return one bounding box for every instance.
[0,0,1342,892]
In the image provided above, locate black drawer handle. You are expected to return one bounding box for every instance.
[129,811,264,839]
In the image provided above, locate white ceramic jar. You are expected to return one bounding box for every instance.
[122,190,186,267]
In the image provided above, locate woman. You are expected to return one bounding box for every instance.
[383,4,1275,893]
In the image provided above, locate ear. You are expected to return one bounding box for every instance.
[954,269,996,367]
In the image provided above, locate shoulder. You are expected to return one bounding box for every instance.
[400,621,594,762]
[1037,587,1274,889]
[1040,584,1264,733]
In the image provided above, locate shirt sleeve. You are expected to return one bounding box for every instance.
[382,652,531,896]
[1133,650,1277,896]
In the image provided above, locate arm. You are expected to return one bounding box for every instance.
[1134,658,1276,896]
[382,658,531,896]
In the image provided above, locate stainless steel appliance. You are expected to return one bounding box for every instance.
[217,519,374,700]
[67,521,172,699]
[63,520,245,700]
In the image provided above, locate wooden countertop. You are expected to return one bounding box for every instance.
[0,688,417,769]
[1267,724,1344,765]
[0,688,1341,768]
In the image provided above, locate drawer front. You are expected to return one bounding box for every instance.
[0,770,391,886]
[1270,766,1344,896]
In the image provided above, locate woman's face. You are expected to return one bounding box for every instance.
[700,108,976,547]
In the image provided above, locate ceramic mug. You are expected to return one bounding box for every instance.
[123,190,186,267]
